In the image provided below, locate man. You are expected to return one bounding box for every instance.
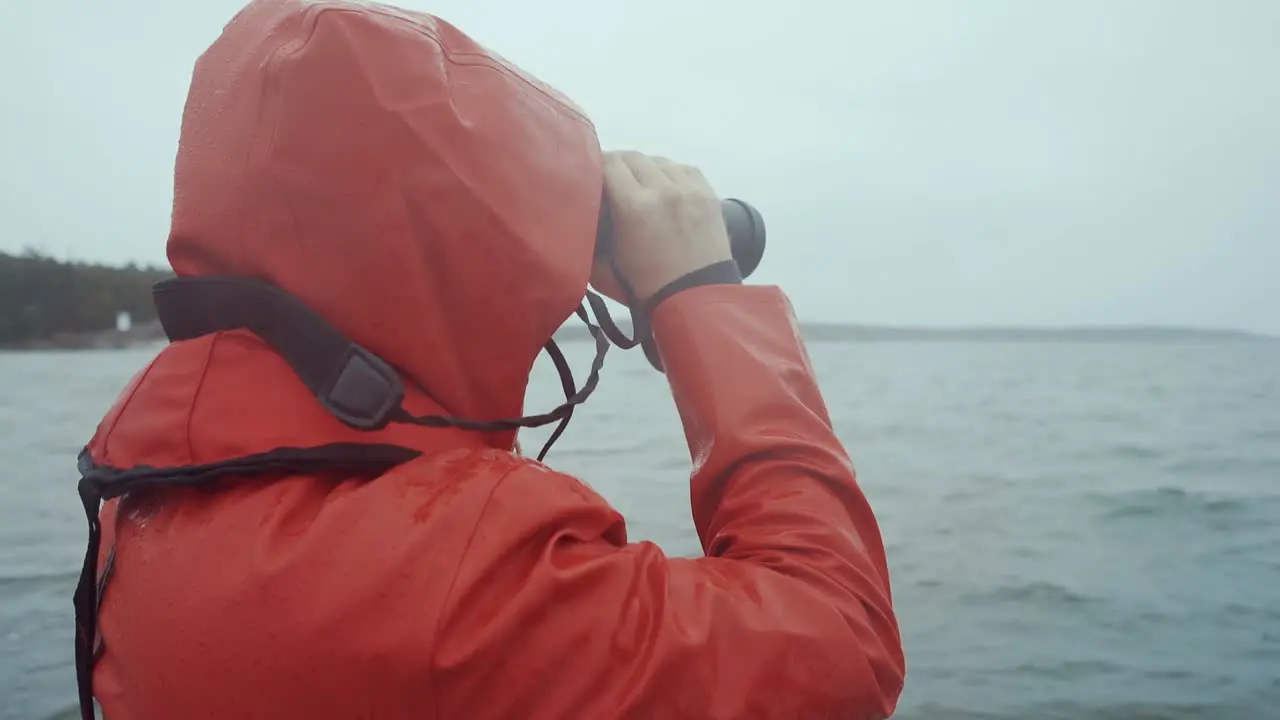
[73,1,905,718]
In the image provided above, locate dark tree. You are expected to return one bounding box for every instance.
[0,249,173,345]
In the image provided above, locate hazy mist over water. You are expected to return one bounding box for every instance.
[4,0,1279,334]
[4,338,1279,720]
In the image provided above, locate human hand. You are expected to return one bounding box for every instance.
[590,151,733,305]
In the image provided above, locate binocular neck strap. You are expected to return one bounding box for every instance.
[585,257,744,373]
[153,276,611,462]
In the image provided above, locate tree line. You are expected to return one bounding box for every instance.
[0,249,173,346]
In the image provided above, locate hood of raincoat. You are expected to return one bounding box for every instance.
[166,0,603,449]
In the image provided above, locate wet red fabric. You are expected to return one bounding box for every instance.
[85,0,905,718]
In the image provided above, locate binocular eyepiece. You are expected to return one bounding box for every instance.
[595,198,767,279]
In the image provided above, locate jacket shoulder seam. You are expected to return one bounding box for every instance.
[427,455,530,720]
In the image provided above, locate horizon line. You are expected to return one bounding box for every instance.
[555,321,1276,341]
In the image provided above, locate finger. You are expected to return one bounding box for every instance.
[617,151,672,189]
[649,156,690,186]
[603,151,642,197]
[665,161,715,193]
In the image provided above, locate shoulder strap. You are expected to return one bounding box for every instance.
[154,277,405,430]
[72,443,419,720]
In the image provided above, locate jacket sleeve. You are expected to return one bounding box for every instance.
[433,285,905,720]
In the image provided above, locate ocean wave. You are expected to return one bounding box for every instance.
[38,705,79,720]
[1107,441,1163,460]
[1164,454,1280,477]
[1003,659,1123,680]
[895,699,1264,720]
[961,580,1101,608]
[1097,486,1250,521]
[0,569,79,591]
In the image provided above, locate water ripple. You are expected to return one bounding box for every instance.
[962,581,1102,608]
[1095,487,1250,521]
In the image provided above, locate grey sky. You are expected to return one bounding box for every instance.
[3,0,1277,332]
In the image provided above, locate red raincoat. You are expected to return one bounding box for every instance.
[81,1,905,717]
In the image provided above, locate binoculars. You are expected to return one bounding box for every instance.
[594,198,767,279]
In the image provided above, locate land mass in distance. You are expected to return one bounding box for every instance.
[553,322,1273,344]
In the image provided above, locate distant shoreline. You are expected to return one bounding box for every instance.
[554,322,1275,344]
[0,321,166,351]
[2,321,1272,352]
[1,249,172,351]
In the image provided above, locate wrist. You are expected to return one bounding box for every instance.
[630,249,735,301]
[644,260,743,317]
[636,260,743,374]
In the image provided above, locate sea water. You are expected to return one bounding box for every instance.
[2,339,1278,719]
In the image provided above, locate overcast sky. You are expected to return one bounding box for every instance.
[2,0,1277,332]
